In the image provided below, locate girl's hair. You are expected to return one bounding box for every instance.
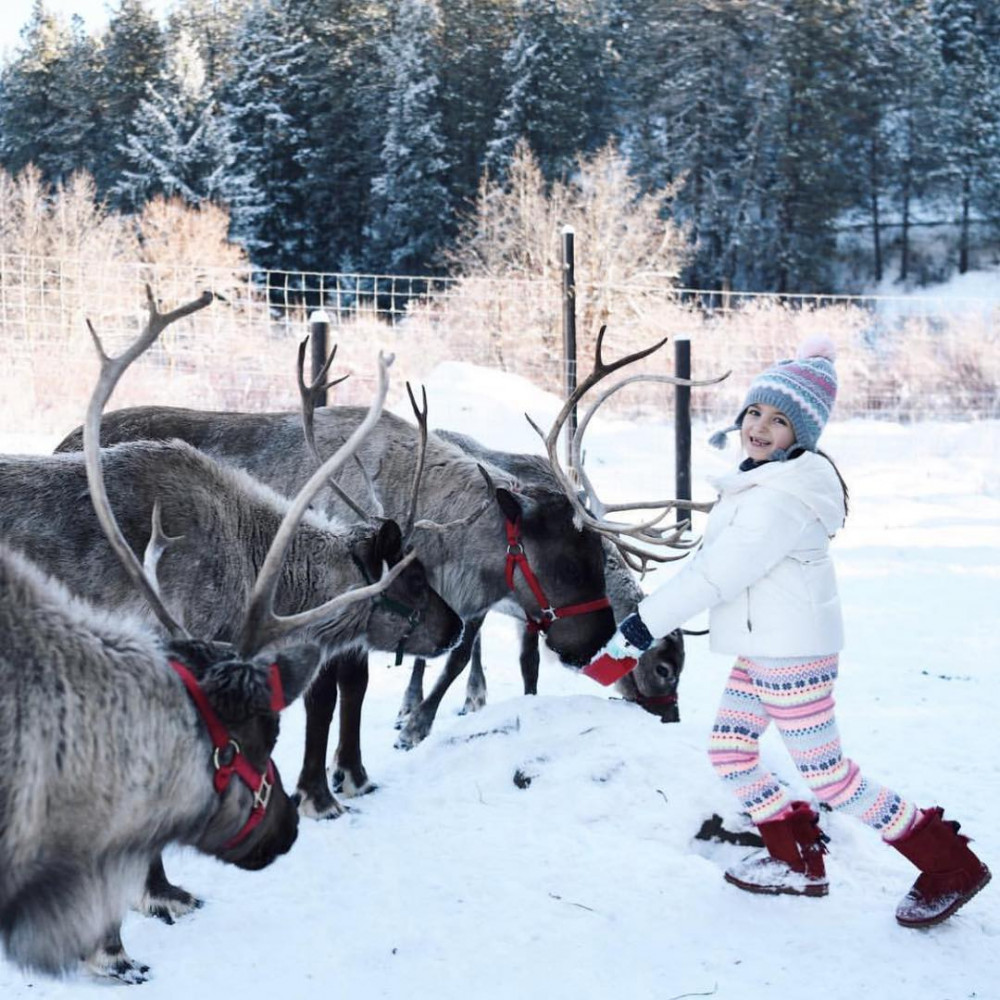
[818,448,850,519]
[786,446,850,519]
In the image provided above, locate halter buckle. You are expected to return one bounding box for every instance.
[213,739,240,770]
[506,542,524,556]
[254,773,274,811]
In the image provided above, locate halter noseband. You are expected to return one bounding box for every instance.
[633,691,679,712]
[170,659,283,850]
[351,553,423,665]
[503,517,611,635]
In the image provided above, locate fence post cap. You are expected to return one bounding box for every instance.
[309,310,330,324]
[561,224,575,235]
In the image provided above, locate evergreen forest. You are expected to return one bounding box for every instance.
[2,0,998,295]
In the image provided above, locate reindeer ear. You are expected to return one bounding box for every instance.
[495,487,523,524]
[374,518,404,562]
[265,644,321,708]
[476,463,497,496]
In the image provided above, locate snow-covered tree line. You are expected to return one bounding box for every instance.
[1,0,997,294]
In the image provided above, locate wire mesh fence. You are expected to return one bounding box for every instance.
[1,253,998,439]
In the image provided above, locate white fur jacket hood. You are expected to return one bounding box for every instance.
[637,450,846,657]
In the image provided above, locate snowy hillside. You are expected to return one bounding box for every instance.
[1,364,997,1000]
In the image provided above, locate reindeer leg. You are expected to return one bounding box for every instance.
[396,657,427,728]
[84,923,150,984]
[297,658,347,818]
[520,627,541,695]
[138,853,202,924]
[396,617,482,749]
[461,624,488,714]
[332,649,374,797]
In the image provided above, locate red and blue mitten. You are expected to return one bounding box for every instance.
[581,613,654,686]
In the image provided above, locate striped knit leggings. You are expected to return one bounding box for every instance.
[707,654,918,841]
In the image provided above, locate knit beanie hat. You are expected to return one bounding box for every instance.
[709,335,838,457]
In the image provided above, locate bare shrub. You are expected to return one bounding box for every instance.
[437,140,693,393]
[0,159,996,437]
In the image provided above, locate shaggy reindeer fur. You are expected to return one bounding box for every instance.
[57,405,614,815]
[1,438,461,970]
[0,544,318,976]
[393,428,686,747]
[1,439,460,659]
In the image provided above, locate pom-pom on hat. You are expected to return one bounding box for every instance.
[709,335,838,458]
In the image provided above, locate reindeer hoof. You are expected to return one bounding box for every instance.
[296,784,347,820]
[395,713,432,749]
[459,695,486,715]
[394,724,428,750]
[332,766,377,797]
[140,886,203,924]
[85,945,151,984]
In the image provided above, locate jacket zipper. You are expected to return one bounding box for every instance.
[746,589,753,632]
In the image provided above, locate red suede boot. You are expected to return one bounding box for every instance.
[724,801,829,897]
[891,807,991,927]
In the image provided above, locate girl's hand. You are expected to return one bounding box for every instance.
[581,630,640,686]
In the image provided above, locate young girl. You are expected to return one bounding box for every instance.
[582,337,990,927]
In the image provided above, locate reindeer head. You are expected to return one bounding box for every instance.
[617,629,685,723]
[165,638,320,869]
[491,481,615,667]
[353,518,463,659]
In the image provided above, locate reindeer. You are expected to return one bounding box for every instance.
[0,441,461,672]
[56,329,720,818]
[388,338,726,748]
[392,427,688,749]
[1,291,455,981]
[0,543,318,980]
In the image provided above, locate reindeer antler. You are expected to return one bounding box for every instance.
[295,336,374,521]
[528,326,727,568]
[401,382,428,540]
[238,352,416,656]
[142,499,186,600]
[83,285,214,637]
[571,370,723,536]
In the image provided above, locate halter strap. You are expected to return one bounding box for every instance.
[351,552,423,664]
[170,659,278,849]
[503,518,611,634]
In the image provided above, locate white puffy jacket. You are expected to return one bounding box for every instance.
[637,450,846,657]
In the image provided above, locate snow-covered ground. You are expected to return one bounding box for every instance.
[1,362,998,1000]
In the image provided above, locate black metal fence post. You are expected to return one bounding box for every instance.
[561,226,577,469]
[675,336,692,528]
[309,309,330,407]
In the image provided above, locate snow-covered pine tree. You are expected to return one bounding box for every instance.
[614,0,763,292]
[436,0,518,212]
[932,0,1000,273]
[92,0,167,204]
[293,0,389,274]
[164,0,246,92]
[858,0,948,284]
[363,0,452,275]
[484,0,604,183]
[738,0,861,292]
[0,3,101,186]
[111,29,236,212]
[217,0,313,268]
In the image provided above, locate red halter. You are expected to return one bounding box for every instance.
[633,691,679,712]
[170,659,283,850]
[503,517,611,635]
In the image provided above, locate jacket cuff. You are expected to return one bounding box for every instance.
[619,612,654,651]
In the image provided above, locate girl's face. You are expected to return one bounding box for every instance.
[741,403,796,461]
